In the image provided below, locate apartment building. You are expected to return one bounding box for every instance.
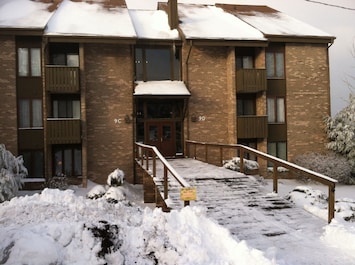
[0,0,335,186]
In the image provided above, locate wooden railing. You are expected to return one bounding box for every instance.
[236,69,266,93]
[185,140,337,223]
[47,118,81,144]
[237,115,268,139]
[45,66,80,93]
[135,142,191,208]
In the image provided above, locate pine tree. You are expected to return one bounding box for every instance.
[325,94,355,174]
[0,144,28,202]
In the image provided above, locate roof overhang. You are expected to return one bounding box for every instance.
[265,35,335,44]
[134,81,191,98]
[185,38,268,47]
[43,35,137,44]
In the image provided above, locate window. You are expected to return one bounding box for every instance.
[19,99,43,128]
[266,51,284,78]
[237,96,256,116]
[135,46,181,81]
[267,97,285,123]
[49,43,79,66]
[18,47,41,77]
[21,150,43,178]
[53,145,82,177]
[268,142,287,161]
[236,56,254,69]
[52,98,80,118]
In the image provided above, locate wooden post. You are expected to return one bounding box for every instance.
[164,166,168,200]
[273,163,278,193]
[205,144,208,163]
[240,149,244,174]
[153,155,156,178]
[184,200,190,207]
[328,184,335,223]
[220,146,223,166]
[145,149,149,170]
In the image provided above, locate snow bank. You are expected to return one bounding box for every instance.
[0,188,274,265]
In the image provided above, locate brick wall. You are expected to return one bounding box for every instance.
[84,43,134,184]
[185,46,237,145]
[0,35,17,155]
[286,43,330,161]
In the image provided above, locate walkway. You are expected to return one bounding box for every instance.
[154,158,354,265]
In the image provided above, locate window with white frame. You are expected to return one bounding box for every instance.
[267,97,285,123]
[18,99,43,128]
[266,51,284,78]
[268,141,287,161]
[18,47,41,77]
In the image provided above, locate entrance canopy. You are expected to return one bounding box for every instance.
[134,81,191,97]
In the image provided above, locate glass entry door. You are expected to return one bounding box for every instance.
[146,122,175,157]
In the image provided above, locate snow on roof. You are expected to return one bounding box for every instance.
[0,0,56,29]
[134,81,191,96]
[229,5,333,39]
[178,4,266,41]
[45,0,136,38]
[129,10,179,40]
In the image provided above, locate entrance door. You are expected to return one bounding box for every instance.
[146,122,175,157]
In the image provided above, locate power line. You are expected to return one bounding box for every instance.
[305,0,355,11]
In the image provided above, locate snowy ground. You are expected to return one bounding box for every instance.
[1,163,355,264]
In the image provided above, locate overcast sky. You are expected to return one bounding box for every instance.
[128,0,355,115]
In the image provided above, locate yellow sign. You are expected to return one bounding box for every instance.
[180,187,197,201]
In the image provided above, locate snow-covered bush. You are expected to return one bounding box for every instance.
[87,168,126,203]
[46,176,68,190]
[223,157,259,172]
[87,185,107,199]
[0,144,28,202]
[325,94,355,173]
[293,152,354,184]
[107,168,124,187]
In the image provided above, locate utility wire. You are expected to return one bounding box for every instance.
[305,0,355,11]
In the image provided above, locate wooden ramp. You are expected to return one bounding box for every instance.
[153,158,353,265]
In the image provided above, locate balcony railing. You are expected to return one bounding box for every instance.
[47,118,81,144]
[236,69,266,93]
[45,66,80,93]
[237,115,268,139]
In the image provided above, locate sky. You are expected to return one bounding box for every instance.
[127,0,355,115]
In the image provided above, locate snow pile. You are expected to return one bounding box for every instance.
[223,157,259,171]
[0,144,27,203]
[286,185,355,222]
[285,185,355,259]
[0,188,273,265]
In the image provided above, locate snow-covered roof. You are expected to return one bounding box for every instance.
[0,0,334,43]
[0,0,57,29]
[45,0,137,38]
[178,4,266,41]
[223,5,334,40]
[129,10,179,40]
[134,81,191,96]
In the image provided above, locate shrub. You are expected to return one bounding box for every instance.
[293,152,354,184]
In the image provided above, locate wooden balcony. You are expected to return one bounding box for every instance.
[237,115,268,139]
[45,66,80,93]
[47,119,81,144]
[236,69,267,93]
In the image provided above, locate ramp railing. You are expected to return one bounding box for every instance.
[135,142,191,208]
[185,140,337,223]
